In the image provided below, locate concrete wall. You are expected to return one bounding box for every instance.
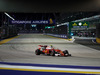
[96,24,100,43]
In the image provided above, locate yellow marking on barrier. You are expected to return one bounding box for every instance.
[0,67,100,74]
[96,38,100,44]
[0,35,20,45]
[45,35,72,41]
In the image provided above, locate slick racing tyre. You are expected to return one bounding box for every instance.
[50,50,55,56]
[35,49,41,55]
[63,50,71,56]
[63,50,69,54]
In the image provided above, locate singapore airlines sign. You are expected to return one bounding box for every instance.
[11,19,55,24]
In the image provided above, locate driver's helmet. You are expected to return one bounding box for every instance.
[50,45,53,48]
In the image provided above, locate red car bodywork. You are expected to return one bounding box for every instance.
[35,45,71,56]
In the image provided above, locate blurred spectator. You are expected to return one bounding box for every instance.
[92,32,95,37]
[79,32,82,37]
[86,32,88,37]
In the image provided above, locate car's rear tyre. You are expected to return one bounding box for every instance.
[35,49,41,55]
[50,50,55,56]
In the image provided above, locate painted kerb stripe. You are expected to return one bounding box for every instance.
[0,35,20,45]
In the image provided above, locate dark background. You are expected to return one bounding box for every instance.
[0,0,100,13]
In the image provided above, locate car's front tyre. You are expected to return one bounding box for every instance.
[63,50,71,56]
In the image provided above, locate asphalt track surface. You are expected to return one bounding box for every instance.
[0,34,100,66]
[75,38,100,51]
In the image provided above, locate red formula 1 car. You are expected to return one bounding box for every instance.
[35,45,71,57]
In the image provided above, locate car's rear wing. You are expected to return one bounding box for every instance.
[38,45,47,47]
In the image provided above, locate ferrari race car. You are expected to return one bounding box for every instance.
[35,45,71,57]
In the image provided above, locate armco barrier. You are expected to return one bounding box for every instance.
[44,33,75,42]
[44,33,68,39]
